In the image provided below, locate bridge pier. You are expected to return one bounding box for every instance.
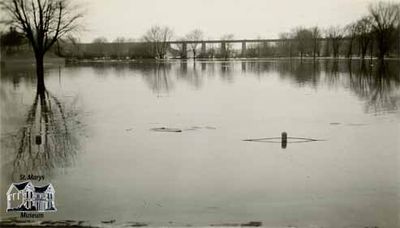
[241,41,246,57]
[181,42,187,59]
[201,42,206,57]
[221,42,226,58]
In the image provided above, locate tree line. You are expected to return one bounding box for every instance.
[272,1,400,61]
[68,1,399,61]
[1,1,399,63]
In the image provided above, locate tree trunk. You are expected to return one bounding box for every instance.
[347,39,353,59]
[377,36,385,61]
[313,39,317,60]
[36,53,46,92]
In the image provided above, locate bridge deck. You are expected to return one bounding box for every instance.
[80,37,349,45]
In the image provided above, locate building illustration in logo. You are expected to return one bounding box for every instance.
[6,181,56,212]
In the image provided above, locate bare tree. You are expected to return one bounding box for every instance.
[113,37,125,59]
[294,27,313,60]
[311,26,321,59]
[92,36,108,57]
[185,29,204,59]
[143,25,174,59]
[368,1,400,60]
[278,32,294,57]
[220,34,234,59]
[326,26,344,58]
[345,22,357,58]
[0,0,83,91]
[355,16,373,60]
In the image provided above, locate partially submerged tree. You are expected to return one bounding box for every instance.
[345,22,357,58]
[185,29,204,59]
[355,16,373,59]
[278,32,294,57]
[368,1,400,60]
[310,26,321,59]
[1,0,83,91]
[293,27,313,59]
[143,25,174,59]
[326,26,344,58]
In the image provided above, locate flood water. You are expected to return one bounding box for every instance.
[1,59,399,228]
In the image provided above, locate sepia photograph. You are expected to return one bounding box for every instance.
[0,0,399,227]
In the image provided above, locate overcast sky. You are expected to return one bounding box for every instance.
[78,0,394,43]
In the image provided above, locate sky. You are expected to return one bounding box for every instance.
[77,0,395,43]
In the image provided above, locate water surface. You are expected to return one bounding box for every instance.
[1,59,399,227]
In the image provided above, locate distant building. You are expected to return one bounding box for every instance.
[6,181,56,212]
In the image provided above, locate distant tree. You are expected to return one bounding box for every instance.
[294,27,313,59]
[368,1,400,60]
[326,26,344,58]
[92,37,108,57]
[310,26,321,59]
[355,16,373,59]
[143,25,174,59]
[220,34,234,59]
[278,32,294,57]
[92,37,107,43]
[0,26,25,53]
[113,37,126,59]
[63,35,81,58]
[345,22,358,58]
[185,29,204,59]
[0,0,83,91]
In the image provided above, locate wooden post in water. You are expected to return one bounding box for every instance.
[35,135,41,145]
[281,132,287,149]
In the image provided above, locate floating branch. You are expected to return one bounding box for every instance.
[151,127,182,133]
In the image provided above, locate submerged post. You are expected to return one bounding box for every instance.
[281,132,287,149]
[35,135,42,145]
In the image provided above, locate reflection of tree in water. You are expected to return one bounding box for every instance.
[219,62,235,82]
[11,88,81,180]
[176,62,204,88]
[142,63,173,96]
[273,60,321,87]
[245,59,399,113]
[348,61,400,113]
